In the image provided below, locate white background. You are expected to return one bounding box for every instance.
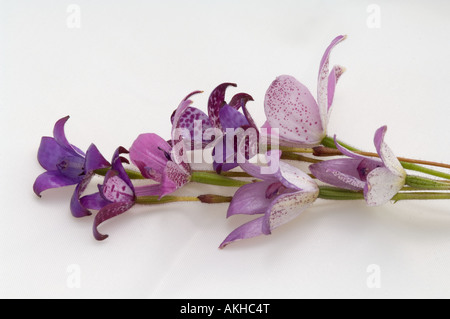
[1,0,450,299]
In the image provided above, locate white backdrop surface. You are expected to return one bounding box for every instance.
[1,0,450,298]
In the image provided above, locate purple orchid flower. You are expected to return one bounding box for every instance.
[309,126,406,206]
[208,83,257,173]
[219,151,319,248]
[129,93,196,198]
[80,147,136,240]
[33,116,110,217]
[263,35,347,147]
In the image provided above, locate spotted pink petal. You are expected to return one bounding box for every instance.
[159,161,191,198]
[364,167,405,206]
[262,188,319,235]
[264,75,324,146]
[102,171,135,203]
[373,126,405,177]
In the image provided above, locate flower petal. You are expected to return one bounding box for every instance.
[80,192,111,210]
[228,93,254,110]
[373,126,405,177]
[70,184,92,217]
[159,161,191,198]
[52,116,85,157]
[262,188,319,235]
[102,170,135,203]
[93,201,135,240]
[309,158,367,191]
[227,181,275,217]
[84,143,110,173]
[317,35,346,128]
[264,75,324,145]
[208,82,237,129]
[129,133,171,181]
[219,216,264,249]
[364,167,405,206]
[37,137,77,171]
[278,160,319,192]
[171,106,213,143]
[33,171,78,196]
[219,104,249,129]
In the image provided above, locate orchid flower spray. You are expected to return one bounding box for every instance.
[33,35,450,248]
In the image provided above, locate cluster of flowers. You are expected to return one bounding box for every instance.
[34,35,450,248]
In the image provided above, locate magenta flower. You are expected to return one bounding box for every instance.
[33,116,110,217]
[80,147,136,240]
[129,93,195,198]
[263,35,347,146]
[309,126,406,206]
[219,152,319,248]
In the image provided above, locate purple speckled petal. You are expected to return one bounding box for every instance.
[219,216,264,249]
[364,167,405,206]
[80,192,111,210]
[317,35,346,128]
[129,133,171,181]
[171,106,213,142]
[33,171,78,196]
[219,104,249,129]
[37,136,79,171]
[93,201,135,241]
[262,188,319,235]
[208,83,237,129]
[309,158,367,191]
[84,143,110,173]
[373,126,405,177]
[70,184,92,217]
[227,181,274,217]
[159,161,191,198]
[264,75,324,145]
[111,147,134,192]
[52,116,85,157]
[278,160,318,192]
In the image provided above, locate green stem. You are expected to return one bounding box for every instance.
[392,192,450,201]
[405,175,450,190]
[280,152,322,164]
[136,195,200,205]
[190,171,251,187]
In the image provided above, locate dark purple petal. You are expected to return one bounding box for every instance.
[33,171,78,197]
[219,104,249,130]
[130,133,171,182]
[228,93,254,110]
[227,181,274,217]
[37,137,78,171]
[80,192,111,210]
[208,83,237,129]
[70,184,92,217]
[56,155,85,181]
[219,217,264,249]
[309,158,366,191]
[52,116,85,157]
[93,201,135,241]
[84,144,110,173]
